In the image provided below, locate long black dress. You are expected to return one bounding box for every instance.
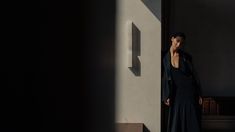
[167,60,201,132]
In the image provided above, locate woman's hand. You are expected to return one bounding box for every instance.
[165,98,170,106]
[199,96,203,105]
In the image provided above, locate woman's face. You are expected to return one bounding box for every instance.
[171,36,184,50]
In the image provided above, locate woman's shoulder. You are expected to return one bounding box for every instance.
[180,50,192,62]
[162,50,170,60]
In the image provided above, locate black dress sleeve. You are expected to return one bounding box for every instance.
[162,67,169,102]
[162,53,172,103]
[191,59,202,97]
[182,51,202,97]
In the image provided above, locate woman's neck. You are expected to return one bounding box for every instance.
[170,46,178,56]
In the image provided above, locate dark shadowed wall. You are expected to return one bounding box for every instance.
[169,0,235,96]
[1,1,116,131]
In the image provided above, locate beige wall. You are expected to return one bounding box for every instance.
[115,0,162,132]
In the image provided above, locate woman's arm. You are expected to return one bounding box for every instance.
[161,66,171,104]
[191,59,203,105]
[192,61,202,97]
[161,53,172,106]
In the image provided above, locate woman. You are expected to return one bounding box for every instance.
[162,32,203,132]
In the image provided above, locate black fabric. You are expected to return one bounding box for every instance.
[162,50,201,103]
[162,50,202,132]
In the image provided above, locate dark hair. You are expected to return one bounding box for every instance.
[171,32,186,40]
